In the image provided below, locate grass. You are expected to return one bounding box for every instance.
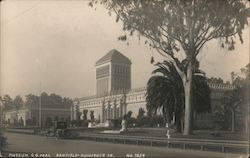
[125,128,248,141]
[4,126,248,141]
[79,127,248,141]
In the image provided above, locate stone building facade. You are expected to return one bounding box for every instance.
[72,49,235,127]
[95,49,132,97]
[4,106,70,127]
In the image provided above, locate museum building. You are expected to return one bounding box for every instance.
[72,49,235,127]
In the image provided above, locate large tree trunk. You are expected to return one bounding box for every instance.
[183,62,193,135]
[181,116,184,133]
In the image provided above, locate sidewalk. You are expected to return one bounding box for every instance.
[78,132,249,154]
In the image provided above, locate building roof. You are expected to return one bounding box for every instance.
[77,82,236,102]
[95,49,131,66]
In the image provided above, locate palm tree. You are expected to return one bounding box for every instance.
[146,60,211,133]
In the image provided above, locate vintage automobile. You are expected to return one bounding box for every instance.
[46,121,79,139]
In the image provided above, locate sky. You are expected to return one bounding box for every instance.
[0,1,249,99]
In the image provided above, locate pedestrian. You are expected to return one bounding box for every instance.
[166,123,170,139]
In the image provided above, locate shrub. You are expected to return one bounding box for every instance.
[70,120,88,127]
[151,115,165,127]
[113,118,122,128]
[81,120,89,127]
[0,130,7,151]
[137,116,151,127]
[127,117,137,127]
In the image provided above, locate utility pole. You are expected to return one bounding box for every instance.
[39,82,42,129]
[0,98,3,126]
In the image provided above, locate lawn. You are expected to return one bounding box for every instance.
[4,126,248,141]
[79,127,248,141]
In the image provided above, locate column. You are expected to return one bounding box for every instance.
[107,101,110,120]
[123,103,127,116]
[101,100,105,123]
[104,107,107,122]
[119,99,123,117]
[113,100,117,119]
[116,104,120,119]
[121,95,127,116]
[123,94,127,115]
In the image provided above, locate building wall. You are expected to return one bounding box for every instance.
[96,62,131,96]
[17,109,30,126]
[5,111,17,124]
[76,94,126,122]
[4,107,70,127]
[75,83,235,128]
[4,108,30,126]
[79,106,102,121]
[126,89,146,118]
[96,77,109,96]
[75,88,147,121]
[41,109,70,125]
[111,63,131,92]
[77,51,236,127]
[194,84,235,128]
[96,63,111,96]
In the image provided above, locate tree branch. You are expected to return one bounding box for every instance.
[194,16,229,56]
[194,23,211,46]
[153,44,186,80]
[208,31,238,40]
[112,5,179,60]
[160,26,183,44]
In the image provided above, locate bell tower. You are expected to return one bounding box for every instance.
[95,49,131,96]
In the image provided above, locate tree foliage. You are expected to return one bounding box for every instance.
[41,92,72,109]
[25,94,39,108]
[13,95,24,109]
[2,93,72,110]
[207,77,224,84]
[137,107,145,119]
[90,0,248,57]
[2,95,13,110]
[214,63,249,132]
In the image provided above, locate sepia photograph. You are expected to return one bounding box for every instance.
[0,0,249,157]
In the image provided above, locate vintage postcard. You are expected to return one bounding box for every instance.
[0,0,249,158]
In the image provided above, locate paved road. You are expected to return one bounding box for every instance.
[3,132,248,158]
